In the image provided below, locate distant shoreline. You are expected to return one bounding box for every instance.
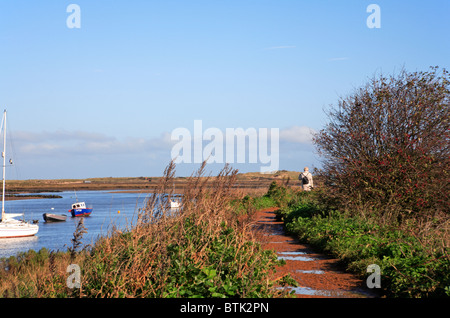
[3,194,63,201]
[5,171,305,196]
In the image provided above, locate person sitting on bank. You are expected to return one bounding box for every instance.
[299,167,313,191]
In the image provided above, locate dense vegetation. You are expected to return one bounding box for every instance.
[273,186,450,298]
[276,67,449,298]
[1,67,447,298]
[1,173,448,298]
[0,163,286,298]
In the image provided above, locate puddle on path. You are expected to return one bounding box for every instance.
[279,286,372,298]
[278,251,308,255]
[278,255,315,261]
[267,230,286,236]
[296,270,325,274]
[278,286,342,297]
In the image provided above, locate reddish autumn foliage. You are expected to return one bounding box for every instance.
[314,67,449,221]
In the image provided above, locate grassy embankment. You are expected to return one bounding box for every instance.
[268,181,450,298]
[3,166,446,298]
[0,164,292,298]
[6,170,302,194]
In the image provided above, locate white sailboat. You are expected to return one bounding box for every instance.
[170,199,181,209]
[169,183,181,209]
[0,110,39,238]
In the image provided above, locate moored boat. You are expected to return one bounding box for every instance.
[43,213,67,222]
[0,110,39,238]
[170,199,181,209]
[69,201,93,217]
[0,211,39,238]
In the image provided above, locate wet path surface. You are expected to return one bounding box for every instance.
[254,208,379,298]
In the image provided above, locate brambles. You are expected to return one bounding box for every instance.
[314,66,449,222]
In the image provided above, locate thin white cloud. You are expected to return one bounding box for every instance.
[14,130,115,143]
[279,126,316,144]
[20,143,61,154]
[327,57,349,61]
[14,130,175,157]
[15,126,316,157]
[264,45,296,50]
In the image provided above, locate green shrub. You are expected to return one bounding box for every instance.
[231,194,277,215]
[284,207,450,297]
[159,220,280,298]
[265,181,292,208]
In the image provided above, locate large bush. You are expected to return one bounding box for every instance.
[314,67,449,221]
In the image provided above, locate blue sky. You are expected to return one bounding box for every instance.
[0,1,449,179]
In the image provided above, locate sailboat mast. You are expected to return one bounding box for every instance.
[1,110,6,220]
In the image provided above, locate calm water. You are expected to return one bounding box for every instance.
[0,190,151,259]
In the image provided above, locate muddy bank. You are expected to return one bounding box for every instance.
[3,194,63,201]
[6,171,306,193]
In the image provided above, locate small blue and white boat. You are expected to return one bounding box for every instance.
[69,201,93,217]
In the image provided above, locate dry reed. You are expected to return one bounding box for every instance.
[0,161,282,298]
[77,161,279,297]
